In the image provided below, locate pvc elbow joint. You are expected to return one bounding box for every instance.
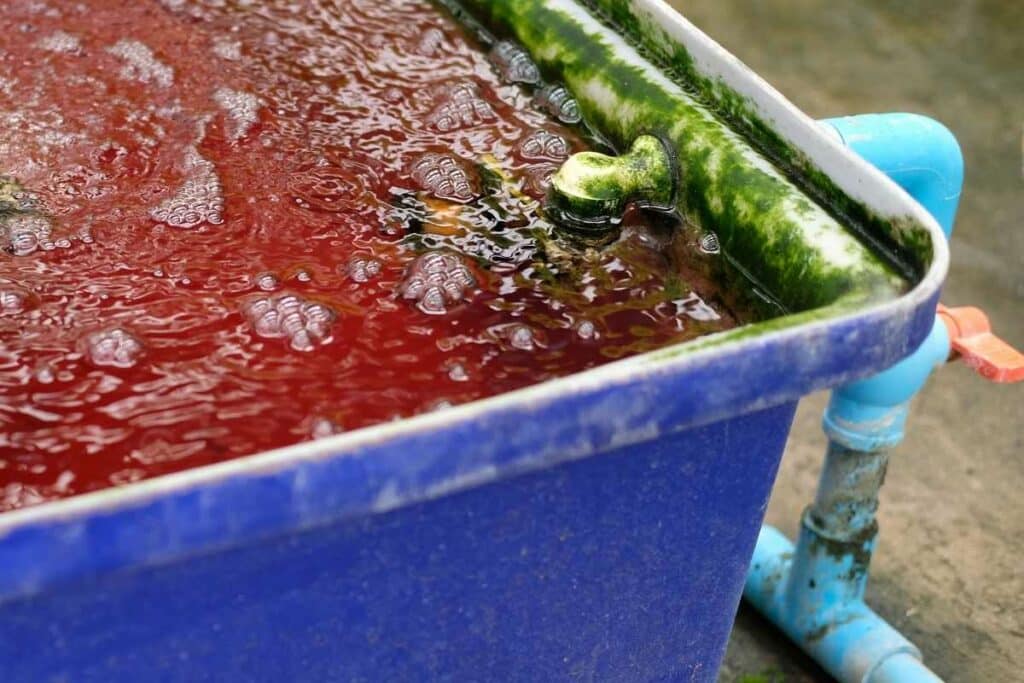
[821,113,963,238]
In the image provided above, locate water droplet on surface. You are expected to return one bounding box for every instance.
[489,41,541,85]
[534,84,582,124]
[83,327,145,368]
[518,129,570,162]
[426,82,496,132]
[411,153,478,203]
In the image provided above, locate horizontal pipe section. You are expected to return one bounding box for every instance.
[745,525,943,683]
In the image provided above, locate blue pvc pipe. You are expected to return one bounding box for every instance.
[822,113,963,238]
[745,113,964,683]
[822,113,962,449]
[746,526,942,683]
[823,317,950,452]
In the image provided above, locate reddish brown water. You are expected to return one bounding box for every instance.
[0,0,742,510]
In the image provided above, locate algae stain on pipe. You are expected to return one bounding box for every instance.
[453,0,905,311]
[548,134,675,234]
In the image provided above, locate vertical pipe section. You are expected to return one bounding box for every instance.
[808,442,888,538]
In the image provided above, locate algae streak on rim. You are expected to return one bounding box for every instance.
[449,0,908,314]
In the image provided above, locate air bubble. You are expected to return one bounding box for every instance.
[345,256,382,283]
[447,362,469,382]
[415,28,446,57]
[289,328,314,352]
[36,31,81,54]
[213,88,260,142]
[83,327,145,368]
[295,269,312,283]
[107,39,173,88]
[534,84,582,124]
[310,417,341,439]
[508,324,536,351]
[242,293,336,351]
[518,129,570,162]
[2,214,54,256]
[523,164,559,197]
[699,231,721,255]
[254,272,279,291]
[411,153,478,203]
[489,41,541,85]
[400,251,477,315]
[418,285,447,314]
[576,320,597,340]
[149,148,224,229]
[212,37,242,61]
[426,82,496,132]
[0,284,34,315]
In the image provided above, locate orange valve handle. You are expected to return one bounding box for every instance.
[937,304,1024,383]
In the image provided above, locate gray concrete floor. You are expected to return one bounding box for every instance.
[658,1,1023,680]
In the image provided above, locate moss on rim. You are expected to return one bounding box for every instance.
[582,0,934,278]
[446,0,907,314]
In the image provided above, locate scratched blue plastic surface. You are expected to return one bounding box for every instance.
[1,406,795,681]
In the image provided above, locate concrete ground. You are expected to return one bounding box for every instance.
[658,1,1023,681]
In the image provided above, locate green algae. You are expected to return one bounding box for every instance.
[549,134,675,231]
[579,0,933,279]
[448,0,909,314]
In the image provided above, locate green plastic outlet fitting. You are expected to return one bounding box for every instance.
[547,135,675,235]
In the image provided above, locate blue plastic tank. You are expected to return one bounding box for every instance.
[0,0,949,680]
